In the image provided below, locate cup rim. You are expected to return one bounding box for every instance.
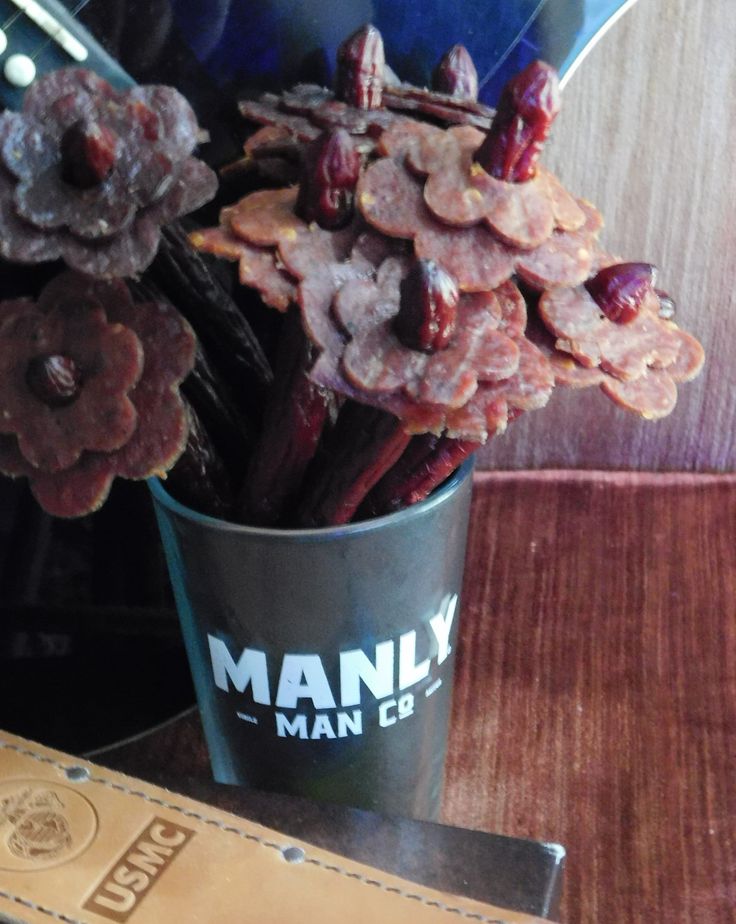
[148,457,474,539]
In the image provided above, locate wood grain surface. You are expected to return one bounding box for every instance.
[477,0,735,473]
[442,471,736,923]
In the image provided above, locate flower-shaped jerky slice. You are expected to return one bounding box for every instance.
[357,156,597,291]
[406,123,585,247]
[0,291,142,472]
[331,254,520,409]
[0,272,196,516]
[0,68,216,277]
[537,284,704,418]
[190,224,297,312]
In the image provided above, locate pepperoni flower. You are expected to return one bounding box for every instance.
[0,69,217,278]
[0,272,196,516]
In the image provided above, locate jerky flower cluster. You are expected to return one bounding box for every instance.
[0,69,217,278]
[191,24,704,528]
[0,26,705,528]
[0,272,195,517]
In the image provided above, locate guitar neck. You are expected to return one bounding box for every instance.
[0,0,132,110]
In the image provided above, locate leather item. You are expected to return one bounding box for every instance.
[0,730,551,924]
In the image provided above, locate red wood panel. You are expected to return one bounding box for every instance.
[442,472,736,923]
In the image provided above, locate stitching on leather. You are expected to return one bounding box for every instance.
[0,890,83,924]
[0,741,512,924]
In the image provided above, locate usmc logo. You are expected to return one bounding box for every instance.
[0,781,97,872]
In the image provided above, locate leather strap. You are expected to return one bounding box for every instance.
[0,731,551,924]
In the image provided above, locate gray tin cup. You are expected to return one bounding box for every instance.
[149,459,474,820]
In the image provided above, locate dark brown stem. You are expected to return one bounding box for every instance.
[165,402,234,519]
[148,223,273,396]
[295,402,411,528]
[361,435,477,517]
[236,310,335,526]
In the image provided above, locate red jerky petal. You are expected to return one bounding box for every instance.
[29,453,115,518]
[15,167,135,237]
[244,123,294,154]
[540,287,682,381]
[540,169,585,231]
[494,280,527,336]
[190,225,296,312]
[60,213,161,278]
[418,126,555,248]
[492,338,555,411]
[578,198,604,236]
[378,120,445,161]
[515,229,594,290]
[0,174,63,264]
[1,114,56,182]
[444,391,509,442]
[279,84,334,114]
[299,272,348,354]
[104,291,195,479]
[311,100,399,135]
[415,221,515,292]
[382,85,494,130]
[0,434,28,476]
[601,369,677,419]
[277,220,359,281]
[229,187,303,247]
[147,157,218,227]
[23,69,116,125]
[343,322,425,393]
[524,311,606,389]
[538,285,608,355]
[667,328,705,383]
[358,158,426,239]
[129,84,199,159]
[239,96,321,141]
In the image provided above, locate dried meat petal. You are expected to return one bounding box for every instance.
[540,287,681,380]
[382,84,494,129]
[190,225,297,312]
[515,227,594,290]
[414,221,516,292]
[378,120,444,161]
[540,169,586,232]
[666,329,705,383]
[359,156,590,292]
[238,96,321,141]
[228,187,303,246]
[334,256,520,413]
[601,370,678,420]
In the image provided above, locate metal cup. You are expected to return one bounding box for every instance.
[149,459,473,820]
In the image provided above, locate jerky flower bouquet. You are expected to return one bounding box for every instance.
[0,26,706,819]
[0,27,704,529]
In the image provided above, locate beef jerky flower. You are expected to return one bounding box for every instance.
[0,69,217,278]
[0,272,196,516]
[357,147,601,292]
[537,279,704,419]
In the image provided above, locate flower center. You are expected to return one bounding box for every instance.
[394,259,459,353]
[26,354,82,407]
[60,118,118,189]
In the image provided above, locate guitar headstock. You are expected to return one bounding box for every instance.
[0,0,132,110]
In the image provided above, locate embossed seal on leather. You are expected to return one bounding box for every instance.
[0,730,553,924]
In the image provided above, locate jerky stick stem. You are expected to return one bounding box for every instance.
[361,435,477,517]
[295,402,412,528]
[237,309,334,526]
[165,402,234,519]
